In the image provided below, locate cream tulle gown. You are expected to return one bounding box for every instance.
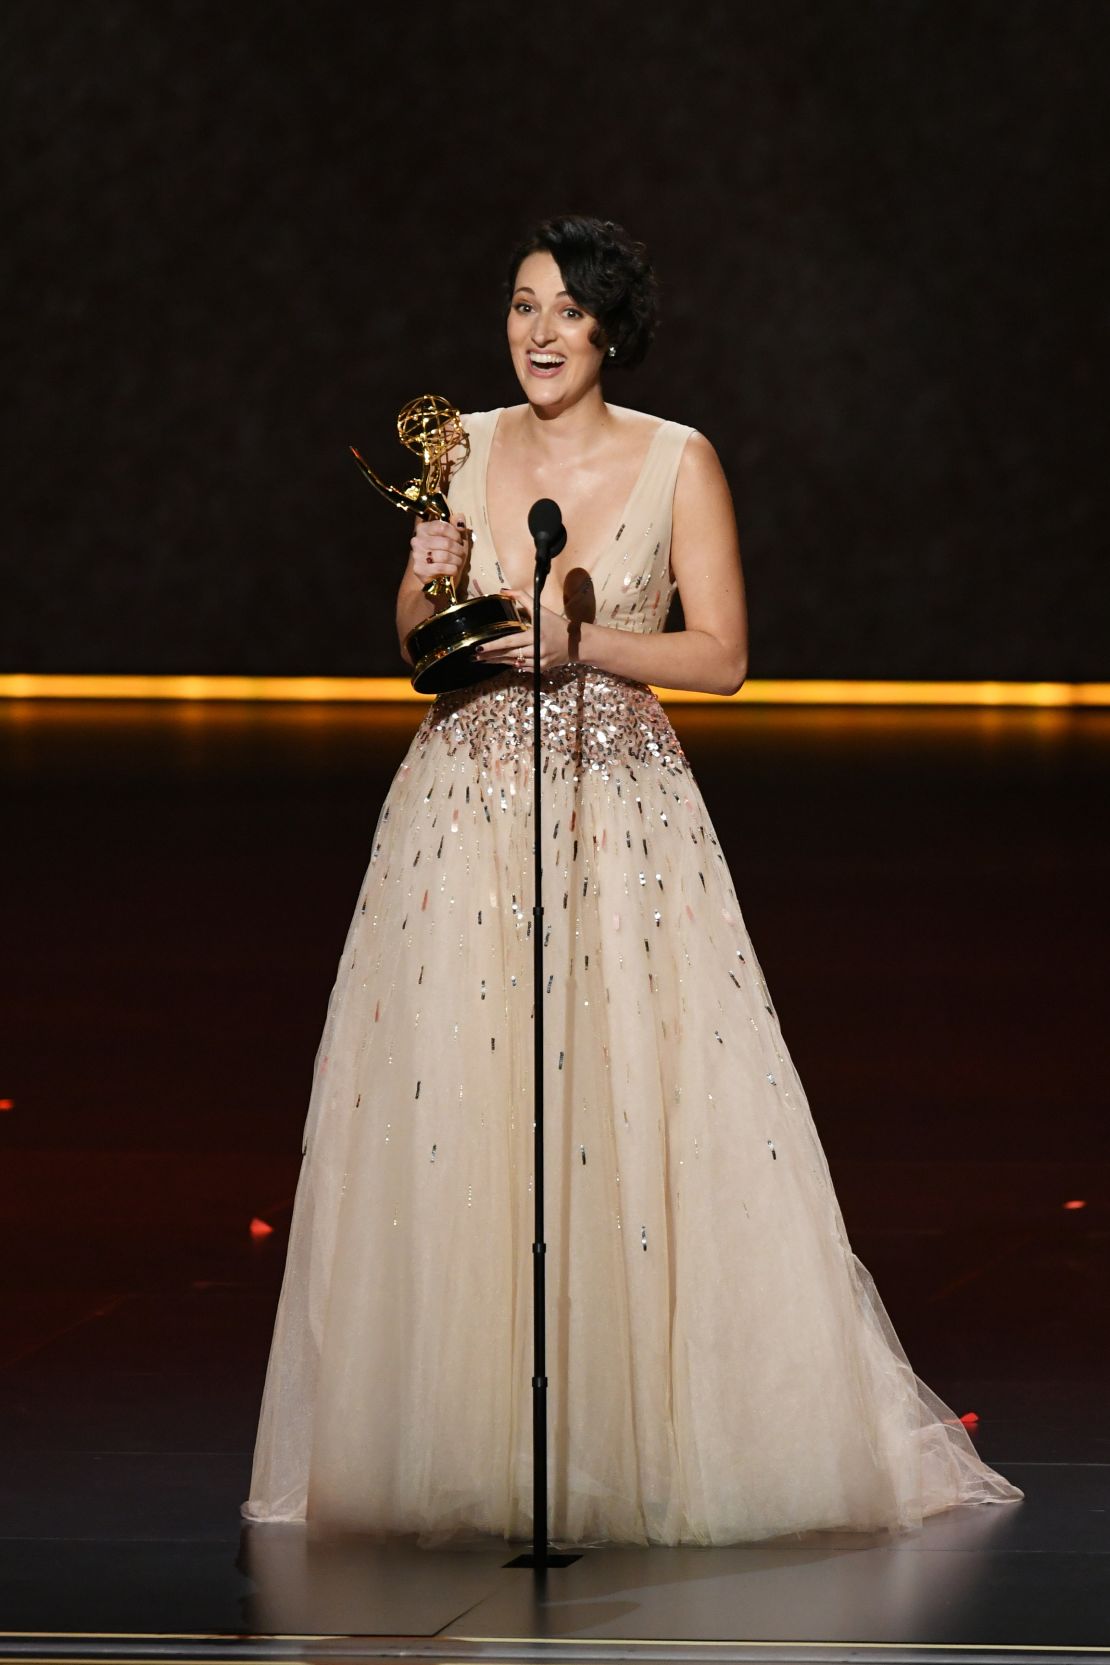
[243,408,1023,1544]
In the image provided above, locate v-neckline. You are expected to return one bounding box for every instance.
[478,407,668,609]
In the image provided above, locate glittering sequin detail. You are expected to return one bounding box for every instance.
[416,665,687,778]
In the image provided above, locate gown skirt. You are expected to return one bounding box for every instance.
[242,661,1024,1545]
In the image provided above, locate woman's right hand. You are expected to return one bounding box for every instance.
[409,515,470,587]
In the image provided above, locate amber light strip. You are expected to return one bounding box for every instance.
[0,673,1107,707]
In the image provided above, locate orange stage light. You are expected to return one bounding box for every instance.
[1063,1199,1087,1210]
[249,1216,274,1238]
[0,1098,13,1111]
[1,674,1109,708]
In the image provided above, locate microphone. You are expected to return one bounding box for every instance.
[528,498,567,580]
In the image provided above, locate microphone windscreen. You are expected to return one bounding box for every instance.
[528,498,564,543]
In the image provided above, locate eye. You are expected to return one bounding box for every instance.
[563,307,584,319]
[513,301,534,314]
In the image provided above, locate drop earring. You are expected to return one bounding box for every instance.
[607,345,616,358]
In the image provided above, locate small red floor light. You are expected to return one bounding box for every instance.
[959,1411,980,1427]
[0,1098,14,1111]
[1063,1199,1086,1210]
[249,1216,274,1238]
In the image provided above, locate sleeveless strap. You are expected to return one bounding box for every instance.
[447,409,496,526]
[446,410,501,596]
[621,419,695,547]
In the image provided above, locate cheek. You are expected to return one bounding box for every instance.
[571,324,601,359]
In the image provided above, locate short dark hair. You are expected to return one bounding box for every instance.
[504,214,659,370]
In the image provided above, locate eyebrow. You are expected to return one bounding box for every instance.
[513,286,573,300]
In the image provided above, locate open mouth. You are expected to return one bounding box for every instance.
[527,353,566,376]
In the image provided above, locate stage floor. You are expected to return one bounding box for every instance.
[1,699,1108,1660]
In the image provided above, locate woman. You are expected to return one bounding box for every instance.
[243,215,1023,1545]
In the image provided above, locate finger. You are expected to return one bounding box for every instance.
[417,560,461,575]
[413,536,465,558]
[478,632,534,660]
[416,515,468,540]
[416,544,465,563]
[477,644,532,661]
[413,545,464,565]
[412,552,465,572]
[414,532,465,556]
[412,526,465,552]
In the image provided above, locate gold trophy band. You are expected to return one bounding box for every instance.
[350,395,527,694]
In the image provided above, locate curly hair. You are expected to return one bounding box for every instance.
[504,214,659,370]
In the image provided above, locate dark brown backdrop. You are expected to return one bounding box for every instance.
[3,0,1107,678]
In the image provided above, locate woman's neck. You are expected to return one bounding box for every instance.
[518,382,612,460]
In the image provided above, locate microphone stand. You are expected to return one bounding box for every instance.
[529,533,551,1576]
[506,518,579,1578]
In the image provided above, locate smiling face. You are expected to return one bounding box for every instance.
[507,250,606,413]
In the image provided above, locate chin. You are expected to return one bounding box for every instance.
[524,373,582,407]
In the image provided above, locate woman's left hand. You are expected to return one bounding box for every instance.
[474,590,574,672]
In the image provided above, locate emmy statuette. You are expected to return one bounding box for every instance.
[350,394,527,693]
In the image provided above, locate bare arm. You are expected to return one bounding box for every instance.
[395,515,470,665]
[477,432,749,696]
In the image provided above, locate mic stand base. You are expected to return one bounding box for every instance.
[505,1549,583,1570]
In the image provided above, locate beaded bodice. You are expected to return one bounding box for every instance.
[446,408,694,638]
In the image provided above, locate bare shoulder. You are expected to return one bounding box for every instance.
[606,403,665,433]
[675,428,731,500]
[462,406,510,436]
[678,427,722,473]
[492,402,529,440]
[604,402,669,454]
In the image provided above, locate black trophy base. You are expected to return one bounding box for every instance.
[406,594,527,695]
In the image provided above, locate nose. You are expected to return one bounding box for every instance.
[530,312,557,346]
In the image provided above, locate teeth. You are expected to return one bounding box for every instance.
[530,354,564,366]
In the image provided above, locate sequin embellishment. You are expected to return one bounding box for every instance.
[417,665,687,777]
